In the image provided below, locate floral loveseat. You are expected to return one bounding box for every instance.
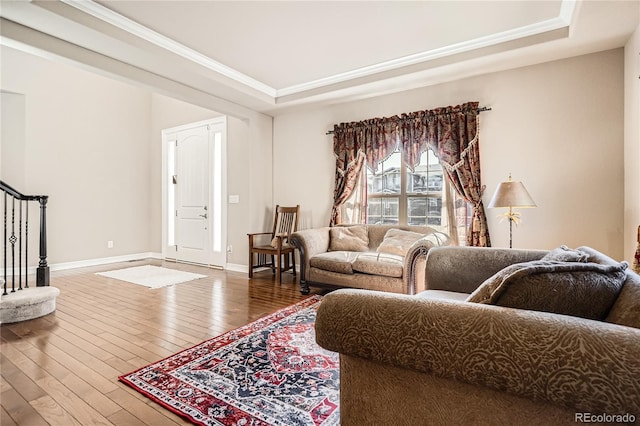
[316,245,640,425]
[290,224,449,295]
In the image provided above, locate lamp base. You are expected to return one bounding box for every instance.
[509,217,513,249]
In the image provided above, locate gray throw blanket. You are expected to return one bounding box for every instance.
[467,260,629,320]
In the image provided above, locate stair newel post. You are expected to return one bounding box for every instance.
[3,191,7,295]
[36,195,50,287]
[25,202,29,289]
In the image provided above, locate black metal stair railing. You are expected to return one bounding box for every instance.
[1,180,49,295]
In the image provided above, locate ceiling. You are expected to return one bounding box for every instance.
[1,1,638,115]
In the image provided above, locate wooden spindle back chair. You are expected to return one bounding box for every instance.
[248,205,300,283]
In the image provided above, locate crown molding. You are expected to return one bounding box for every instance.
[559,0,578,24]
[61,0,577,101]
[276,11,575,98]
[61,0,277,97]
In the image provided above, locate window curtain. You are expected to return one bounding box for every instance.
[442,177,460,246]
[399,102,491,246]
[330,124,365,225]
[330,101,491,247]
[331,119,398,225]
[633,225,640,274]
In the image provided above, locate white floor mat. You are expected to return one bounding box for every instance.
[96,265,207,289]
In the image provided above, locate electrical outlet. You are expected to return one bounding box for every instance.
[107,240,114,249]
[227,245,232,253]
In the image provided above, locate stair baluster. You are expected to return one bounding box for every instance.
[1,181,49,295]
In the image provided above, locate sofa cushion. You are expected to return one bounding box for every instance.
[466,260,628,320]
[352,253,404,278]
[310,251,359,275]
[541,245,588,262]
[329,226,369,252]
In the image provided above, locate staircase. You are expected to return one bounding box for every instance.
[1,180,59,324]
[0,278,60,323]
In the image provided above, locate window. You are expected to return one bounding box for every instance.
[366,149,472,243]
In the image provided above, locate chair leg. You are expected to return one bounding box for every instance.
[276,254,282,284]
[248,250,253,278]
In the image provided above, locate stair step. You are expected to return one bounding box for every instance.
[0,282,60,324]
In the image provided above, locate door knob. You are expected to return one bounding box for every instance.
[199,213,208,219]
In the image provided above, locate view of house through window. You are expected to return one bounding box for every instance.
[366,148,472,244]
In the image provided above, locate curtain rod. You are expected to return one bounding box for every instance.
[325,106,491,135]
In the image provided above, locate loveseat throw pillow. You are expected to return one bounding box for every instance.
[377,229,449,257]
[377,229,425,257]
[329,225,369,252]
[466,260,628,320]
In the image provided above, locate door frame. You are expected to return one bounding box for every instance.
[161,116,227,266]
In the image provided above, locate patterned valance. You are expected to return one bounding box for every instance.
[332,102,481,172]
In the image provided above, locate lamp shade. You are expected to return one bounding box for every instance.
[488,180,536,208]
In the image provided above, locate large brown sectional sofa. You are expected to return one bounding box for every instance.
[316,245,640,425]
[290,224,449,295]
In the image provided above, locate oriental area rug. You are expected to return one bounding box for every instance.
[119,295,340,426]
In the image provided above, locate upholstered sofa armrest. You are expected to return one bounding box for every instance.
[424,246,548,293]
[316,289,640,413]
[290,227,332,283]
[403,236,448,294]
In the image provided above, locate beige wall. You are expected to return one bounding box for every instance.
[1,46,153,264]
[228,114,275,266]
[0,46,274,268]
[273,49,626,258]
[0,92,26,188]
[624,24,640,264]
[208,113,274,266]
[272,111,333,230]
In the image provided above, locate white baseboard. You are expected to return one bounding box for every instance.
[1,252,163,275]
[225,263,248,273]
[2,255,295,277]
[50,252,164,272]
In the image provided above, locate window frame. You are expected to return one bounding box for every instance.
[366,149,444,226]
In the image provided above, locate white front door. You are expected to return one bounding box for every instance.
[163,118,227,267]
[176,126,210,264]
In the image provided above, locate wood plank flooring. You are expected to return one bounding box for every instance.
[1,259,324,425]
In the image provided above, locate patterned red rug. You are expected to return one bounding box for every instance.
[119,295,339,425]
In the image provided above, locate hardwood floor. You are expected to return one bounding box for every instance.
[1,259,324,425]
